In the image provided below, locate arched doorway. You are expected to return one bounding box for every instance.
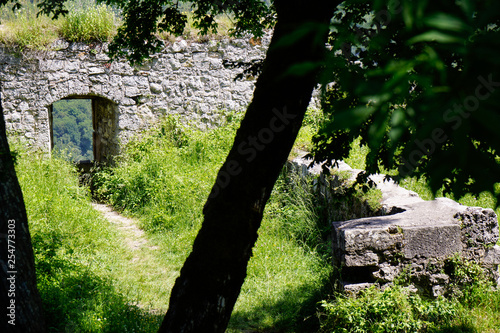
[49,95,118,166]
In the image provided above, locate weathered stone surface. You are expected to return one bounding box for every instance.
[0,34,279,156]
[483,245,500,265]
[288,155,500,296]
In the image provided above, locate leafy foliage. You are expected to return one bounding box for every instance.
[320,255,500,333]
[103,0,274,64]
[312,0,500,203]
[320,285,458,333]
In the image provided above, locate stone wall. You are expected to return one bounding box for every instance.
[0,35,270,159]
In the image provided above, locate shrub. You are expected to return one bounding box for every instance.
[319,286,457,333]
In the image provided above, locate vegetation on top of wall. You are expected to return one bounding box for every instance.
[59,2,118,43]
[0,0,235,51]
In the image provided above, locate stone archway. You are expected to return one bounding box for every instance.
[48,95,119,165]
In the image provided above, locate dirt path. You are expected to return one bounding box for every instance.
[91,202,157,251]
[91,203,172,311]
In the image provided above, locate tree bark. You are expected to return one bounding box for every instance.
[159,2,338,332]
[0,98,46,331]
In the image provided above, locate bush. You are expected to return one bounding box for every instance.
[319,286,457,333]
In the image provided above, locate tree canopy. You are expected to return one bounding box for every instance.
[311,0,500,202]
[52,99,93,162]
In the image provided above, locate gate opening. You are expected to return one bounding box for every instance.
[49,96,118,170]
[51,99,93,162]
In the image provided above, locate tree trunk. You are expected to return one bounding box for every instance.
[159,2,338,332]
[0,98,46,331]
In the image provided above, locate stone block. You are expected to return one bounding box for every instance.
[483,245,500,265]
[402,224,462,259]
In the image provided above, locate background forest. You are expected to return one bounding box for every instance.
[52,99,93,162]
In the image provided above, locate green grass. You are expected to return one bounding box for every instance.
[0,0,120,49]
[15,148,164,332]
[59,2,118,43]
[94,114,333,331]
[0,9,60,50]
[10,110,500,332]
[0,0,236,50]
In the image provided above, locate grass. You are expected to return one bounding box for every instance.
[10,109,500,332]
[0,0,118,49]
[15,147,164,332]
[0,9,60,51]
[59,2,118,43]
[93,113,333,331]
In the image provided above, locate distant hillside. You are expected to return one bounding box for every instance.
[52,99,93,162]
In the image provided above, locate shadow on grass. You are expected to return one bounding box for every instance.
[228,277,333,333]
[429,325,477,333]
[33,234,164,333]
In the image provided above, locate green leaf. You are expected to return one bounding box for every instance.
[424,13,470,32]
[408,30,464,44]
[330,106,375,131]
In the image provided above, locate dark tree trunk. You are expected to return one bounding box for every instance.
[0,98,46,332]
[159,1,338,332]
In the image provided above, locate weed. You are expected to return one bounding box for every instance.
[0,9,59,50]
[319,285,458,333]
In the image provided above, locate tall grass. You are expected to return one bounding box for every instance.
[94,114,333,331]
[60,2,118,42]
[0,0,234,49]
[15,148,163,332]
[0,0,119,48]
[0,8,59,50]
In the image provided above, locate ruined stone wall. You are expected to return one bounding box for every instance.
[0,35,270,155]
[289,156,500,297]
